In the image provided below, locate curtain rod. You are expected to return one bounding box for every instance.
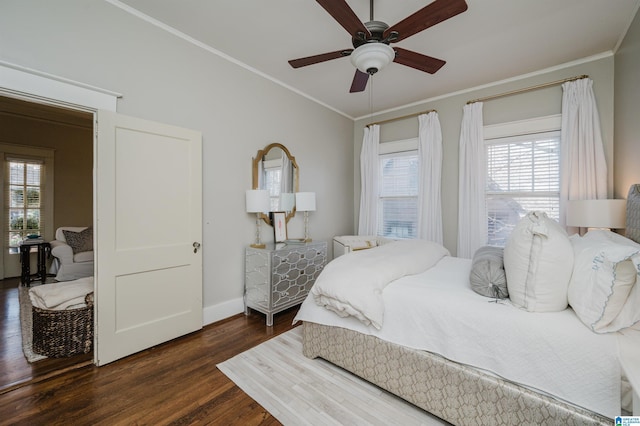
[466,74,589,105]
[366,109,437,127]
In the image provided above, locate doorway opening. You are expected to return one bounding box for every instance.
[0,96,94,392]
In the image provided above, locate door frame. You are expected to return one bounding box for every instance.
[0,61,121,365]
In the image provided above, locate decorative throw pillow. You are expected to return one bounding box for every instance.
[504,211,573,312]
[469,246,508,299]
[63,227,93,254]
[568,230,640,332]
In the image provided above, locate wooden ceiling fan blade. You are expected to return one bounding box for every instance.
[349,70,369,93]
[288,49,353,68]
[316,0,370,38]
[384,0,468,42]
[393,47,446,74]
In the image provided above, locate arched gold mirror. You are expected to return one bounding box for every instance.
[252,143,299,225]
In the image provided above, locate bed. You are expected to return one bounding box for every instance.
[294,186,640,426]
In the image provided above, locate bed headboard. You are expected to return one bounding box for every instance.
[626,184,640,244]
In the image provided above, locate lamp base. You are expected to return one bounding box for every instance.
[250,243,266,249]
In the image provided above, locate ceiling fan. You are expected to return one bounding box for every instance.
[288,0,468,93]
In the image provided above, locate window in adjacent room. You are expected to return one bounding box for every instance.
[1,145,54,256]
[484,116,561,246]
[6,158,45,253]
[377,138,418,239]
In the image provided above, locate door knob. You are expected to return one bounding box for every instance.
[193,242,201,253]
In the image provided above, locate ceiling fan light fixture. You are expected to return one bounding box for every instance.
[350,43,395,75]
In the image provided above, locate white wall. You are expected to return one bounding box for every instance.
[0,0,354,323]
[614,9,640,198]
[353,55,616,256]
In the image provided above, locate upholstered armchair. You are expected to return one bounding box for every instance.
[49,226,94,281]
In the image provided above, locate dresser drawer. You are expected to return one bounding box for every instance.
[244,241,327,325]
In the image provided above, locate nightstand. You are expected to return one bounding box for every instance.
[244,241,327,326]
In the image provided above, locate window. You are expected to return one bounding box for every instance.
[485,127,560,246]
[6,158,45,251]
[263,158,282,211]
[377,139,419,239]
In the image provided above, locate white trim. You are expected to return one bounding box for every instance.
[484,114,562,140]
[355,51,613,122]
[379,137,418,155]
[0,61,120,112]
[202,297,244,326]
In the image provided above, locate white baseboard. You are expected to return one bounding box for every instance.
[203,297,244,326]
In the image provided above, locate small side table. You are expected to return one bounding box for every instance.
[19,241,51,286]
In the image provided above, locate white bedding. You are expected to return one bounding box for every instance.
[310,239,449,329]
[295,256,621,419]
[29,276,94,310]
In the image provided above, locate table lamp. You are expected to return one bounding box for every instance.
[296,192,316,242]
[566,199,626,230]
[246,189,270,248]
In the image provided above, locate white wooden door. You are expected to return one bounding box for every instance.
[95,110,202,366]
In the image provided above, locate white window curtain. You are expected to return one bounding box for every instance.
[417,112,443,243]
[257,156,265,189]
[457,102,486,258]
[559,78,607,227]
[358,125,380,235]
[280,150,292,196]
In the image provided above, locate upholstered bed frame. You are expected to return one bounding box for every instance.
[302,322,610,425]
[302,185,640,425]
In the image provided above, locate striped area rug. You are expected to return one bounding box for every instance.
[217,327,449,426]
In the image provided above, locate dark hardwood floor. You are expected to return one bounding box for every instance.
[0,278,298,425]
[0,278,92,394]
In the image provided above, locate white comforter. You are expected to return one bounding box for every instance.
[296,256,621,418]
[310,239,449,329]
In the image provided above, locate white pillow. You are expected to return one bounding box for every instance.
[504,211,573,312]
[568,230,640,332]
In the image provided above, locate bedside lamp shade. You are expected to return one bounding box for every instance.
[295,192,316,212]
[246,189,270,248]
[566,199,626,229]
[246,189,269,213]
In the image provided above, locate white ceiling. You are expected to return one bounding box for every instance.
[117,0,639,119]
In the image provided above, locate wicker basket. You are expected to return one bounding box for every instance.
[32,293,94,357]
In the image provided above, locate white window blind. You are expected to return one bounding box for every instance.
[6,158,44,249]
[486,131,560,246]
[377,150,418,239]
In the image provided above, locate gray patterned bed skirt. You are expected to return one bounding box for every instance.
[302,322,612,426]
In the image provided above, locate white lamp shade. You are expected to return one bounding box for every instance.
[296,192,316,212]
[350,43,395,74]
[246,189,270,213]
[566,199,626,228]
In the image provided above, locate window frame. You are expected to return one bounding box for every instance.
[377,138,419,239]
[483,115,561,247]
[0,143,54,253]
